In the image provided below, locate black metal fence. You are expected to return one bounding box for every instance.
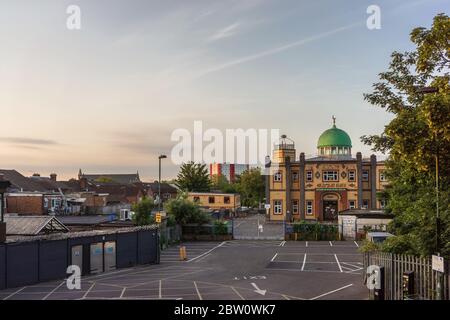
[0,226,159,290]
[363,251,449,300]
[285,222,339,241]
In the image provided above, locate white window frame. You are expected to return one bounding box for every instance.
[379,171,387,182]
[362,199,369,209]
[306,200,313,215]
[274,200,283,215]
[349,200,356,209]
[348,170,356,182]
[306,170,313,182]
[322,171,339,182]
[273,171,282,182]
[292,200,299,214]
[362,170,369,182]
[379,199,387,209]
[292,171,299,182]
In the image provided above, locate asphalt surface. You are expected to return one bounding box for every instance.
[0,240,367,300]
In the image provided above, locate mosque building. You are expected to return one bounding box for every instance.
[265,117,388,222]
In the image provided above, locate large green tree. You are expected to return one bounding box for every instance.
[175,162,211,192]
[132,197,156,226]
[236,168,265,207]
[210,174,238,193]
[362,14,450,256]
[164,193,210,225]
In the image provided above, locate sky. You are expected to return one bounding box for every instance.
[0,0,448,181]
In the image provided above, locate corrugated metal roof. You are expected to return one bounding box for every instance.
[4,216,69,235]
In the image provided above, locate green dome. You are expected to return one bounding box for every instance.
[317,124,352,148]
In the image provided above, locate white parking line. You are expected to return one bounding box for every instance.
[329,241,333,247]
[194,281,203,300]
[301,254,307,271]
[279,241,286,247]
[271,253,279,262]
[42,281,65,300]
[306,241,308,247]
[309,284,353,300]
[159,280,162,299]
[3,287,26,300]
[187,242,226,263]
[334,254,343,273]
[231,286,245,300]
[354,241,359,247]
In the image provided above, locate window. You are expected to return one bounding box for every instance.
[51,199,60,208]
[163,193,171,199]
[193,196,200,203]
[322,171,338,181]
[273,171,282,182]
[208,196,215,204]
[362,199,369,209]
[379,170,387,182]
[292,171,299,182]
[292,200,299,214]
[349,200,356,209]
[379,199,387,209]
[224,196,230,204]
[44,198,48,208]
[306,201,313,215]
[274,200,282,215]
[348,170,356,182]
[306,170,313,182]
[362,170,369,182]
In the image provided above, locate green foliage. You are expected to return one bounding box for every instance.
[94,176,114,183]
[132,196,156,226]
[175,162,211,192]
[359,240,381,253]
[235,168,265,207]
[210,174,237,193]
[362,14,450,257]
[164,194,210,225]
[213,220,229,235]
[292,222,338,241]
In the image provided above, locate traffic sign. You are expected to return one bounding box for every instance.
[155,213,162,223]
[432,255,444,273]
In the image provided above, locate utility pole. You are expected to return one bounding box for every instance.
[158,155,167,212]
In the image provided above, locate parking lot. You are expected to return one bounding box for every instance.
[0,240,366,300]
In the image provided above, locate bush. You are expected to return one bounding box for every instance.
[292,221,338,240]
[132,196,156,226]
[213,220,229,235]
[165,195,210,225]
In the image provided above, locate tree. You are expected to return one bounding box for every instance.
[164,193,210,225]
[236,168,265,207]
[175,162,211,192]
[132,196,156,226]
[362,13,450,256]
[210,174,238,193]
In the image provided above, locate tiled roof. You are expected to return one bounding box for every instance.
[0,169,46,192]
[5,216,69,235]
[142,182,178,194]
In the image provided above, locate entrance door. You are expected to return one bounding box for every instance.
[104,241,116,272]
[323,201,338,221]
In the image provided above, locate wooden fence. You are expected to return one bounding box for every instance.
[363,251,449,300]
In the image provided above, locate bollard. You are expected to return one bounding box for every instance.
[179,246,185,261]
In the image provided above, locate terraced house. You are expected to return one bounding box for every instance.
[266,118,388,222]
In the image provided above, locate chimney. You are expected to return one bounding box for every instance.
[50,173,57,181]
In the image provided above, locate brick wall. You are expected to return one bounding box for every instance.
[6,195,44,215]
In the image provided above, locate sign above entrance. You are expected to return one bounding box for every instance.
[317,188,346,191]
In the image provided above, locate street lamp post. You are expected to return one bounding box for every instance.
[158,155,167,212]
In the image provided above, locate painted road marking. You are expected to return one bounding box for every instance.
[301,254,307,271]
[231,286,245,300]
[334,254,343,273]
[305,241,308,247]
[309,284,353,300]
[329,241,333,246]
[354,241,359,247]
[194,281,203,300]
[42,281,65,300]
[280,241,286,247]
[187,242,226,263]
[271,253,278,262]
[3,287,26,300]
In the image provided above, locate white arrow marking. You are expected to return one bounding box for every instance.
[251,283,267,296]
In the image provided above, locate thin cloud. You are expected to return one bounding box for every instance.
[0,137,59,146]
[208,22,241,41]
[197,21,362,78]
